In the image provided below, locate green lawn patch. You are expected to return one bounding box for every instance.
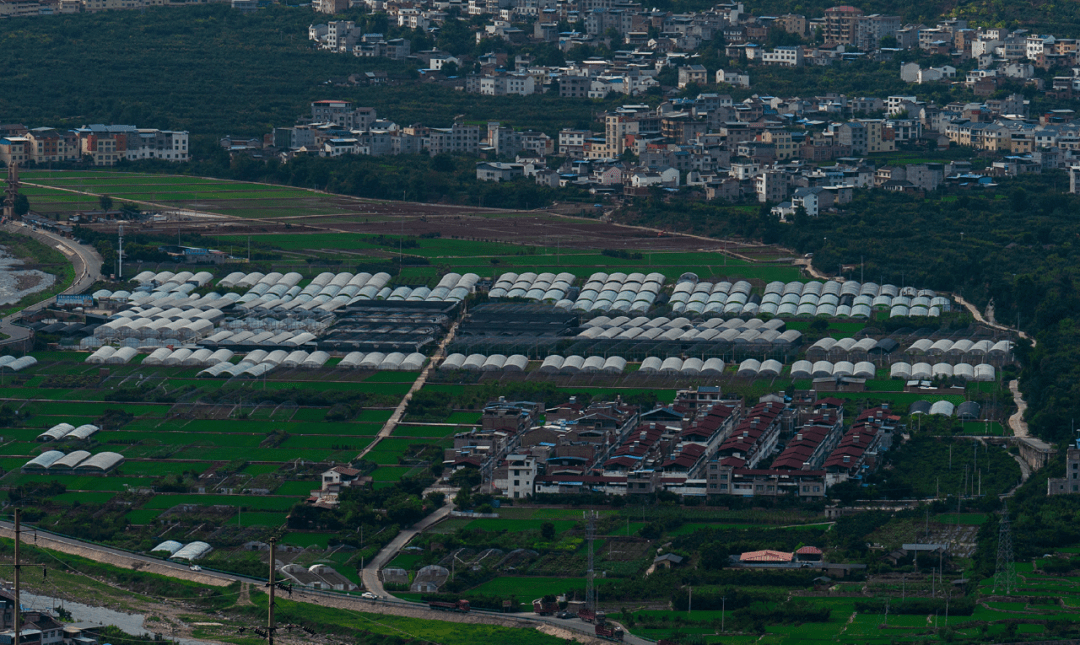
[391,425,455,437]
[125,509,163,524]
[52,491,116,505]
[371,467,410,482]
[445,412,482,424]
[290,408,328,422]
[281,532,336,549]
[274,480,319,496]
[355,409,395,423]
[464,519,577,534]
[143,494,297,511]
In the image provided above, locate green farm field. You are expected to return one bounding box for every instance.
[142,494,297,511]
[0,353,437,526]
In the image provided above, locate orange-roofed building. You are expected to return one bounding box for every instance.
[740,549,793,563]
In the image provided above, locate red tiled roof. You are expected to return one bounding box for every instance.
[740,549,793,562]
[604,456,640,469]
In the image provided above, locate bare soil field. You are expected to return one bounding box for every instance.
[128,208,753,254]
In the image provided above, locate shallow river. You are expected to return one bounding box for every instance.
[0,246,55,306]
[20,591,218,645]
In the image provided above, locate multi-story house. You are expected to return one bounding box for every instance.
[855,14,901,51]
[477,71,537,96]
[425,122,482,156]
[761,45,803,66]
[310,101,377,130]
[558,129,590,157]
[24,128,79,163]
[823,5,863,46]
[0,137,28,166]
[492,454,538,498]
[677,64,708,88]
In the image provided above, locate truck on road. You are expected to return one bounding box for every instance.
[428,599,471,613]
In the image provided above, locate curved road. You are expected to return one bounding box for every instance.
[359,500,456,599]
[0,519,647,644]
[0,223,102,344]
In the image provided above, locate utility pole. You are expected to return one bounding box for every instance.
[117,224,124,281]
[721,596,726,633]
[13,508,20,645]
[268,537,276,645]
[939,548,944,597]
[585,510,597,614]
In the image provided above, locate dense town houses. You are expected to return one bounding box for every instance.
[230,1,1080,204]
[0,125,189,166]
[241,87,1080,207]
[443,387,897,501]
[0,0,256,17]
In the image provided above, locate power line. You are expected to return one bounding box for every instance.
[993,502,1017,595]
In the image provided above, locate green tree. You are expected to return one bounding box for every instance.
[98,195,113,211]
[13,194,29,216]
[540,521,556,540]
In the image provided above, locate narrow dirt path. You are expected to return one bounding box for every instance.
[1008,380,1030,438]
[355,317,461,462]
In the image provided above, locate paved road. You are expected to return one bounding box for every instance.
[360,500,456,598]
[0,223,102,344]
[0,517,651,643]
[0,521,240,587]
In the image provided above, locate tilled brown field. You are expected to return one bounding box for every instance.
[82,181,785,256]
[138,209,753,254]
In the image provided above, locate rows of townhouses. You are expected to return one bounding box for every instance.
[0,125,189,167]
[452,390,898,501]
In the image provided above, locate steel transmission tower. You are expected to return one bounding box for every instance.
[585,510,597,611]
[994,502,1017,595]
